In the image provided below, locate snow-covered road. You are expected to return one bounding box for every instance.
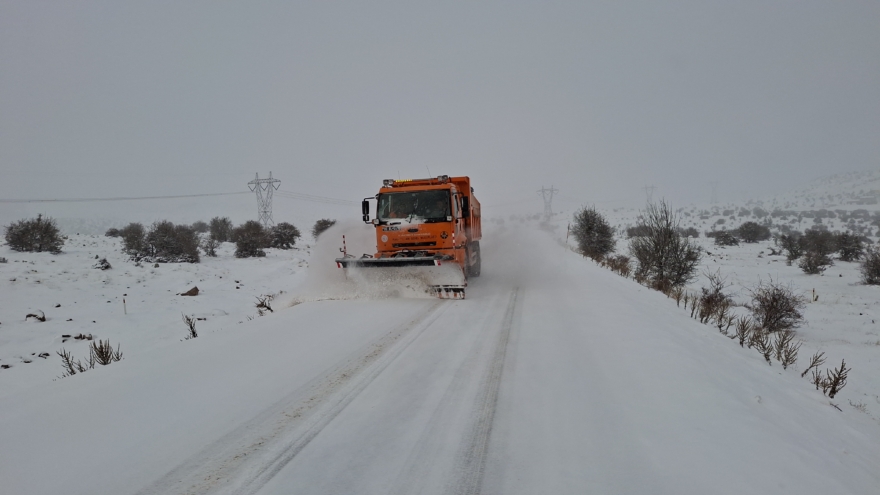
[2,226,879,494]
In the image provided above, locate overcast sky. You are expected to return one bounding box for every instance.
[2,1,879,223]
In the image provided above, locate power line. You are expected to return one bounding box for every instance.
[0,192,250,203]
[274,191,358,206]
[0,190,358,207]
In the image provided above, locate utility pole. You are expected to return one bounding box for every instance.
[248,172,281,227]
[643,185,656,204]
[538,185,559,218]
[710,181,719,204]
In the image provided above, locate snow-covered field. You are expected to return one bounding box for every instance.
[0,235,310,397]
[2,179,880,493]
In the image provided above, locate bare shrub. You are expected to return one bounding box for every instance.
[735,221,771,243]
[209,216,233,243]
[201,236,219,257]
[270,222,301,249]
[697,270,732,325]
[93,257,112,270]
[772,330,801,369]
[713,231,739,247]
[861,247,880,285]
[89,339,123,365]
[4,214,64,253]
[778,232,804,264]
[798,250,832,275]
[182,314,198,339]
[801,351,826,378]
[312,219,337,239]
[571,206,616,260]
[750,330,773,364]
[814,360,850,398]
[105,228,121,237]
[191,220,209,233]
[57,348,88,377]
[605,255,631,277]
[629,200,701,292]
[255,294,274,316]
[734,316,755,347]
[233,221,268,258]
[748,279,805,333]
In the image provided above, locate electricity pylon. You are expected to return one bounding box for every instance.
[538,185,559,218]
[248,172,281,227]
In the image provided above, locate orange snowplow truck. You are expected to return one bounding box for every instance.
[335,175,481,299]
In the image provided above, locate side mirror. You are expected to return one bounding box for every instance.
[362,200,370,223]
[461,196,470,216]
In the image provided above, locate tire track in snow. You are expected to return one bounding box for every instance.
[448,288,519,495]
[137,299,448,495]
[388,288,520,495]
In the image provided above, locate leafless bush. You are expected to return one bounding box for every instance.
[747,279,805,333]
[734,316,755,347]
[57,348,89,377]
[861,247,880,285]
[604,254,631,277]
[750,330,773,364]
[801,351,826,378]
[89,339,123,366]
[571,206,616,261]
[778,232,804,264]
[182,314,198,339]
[697,270,732,325]
[798,250,832,275]
[772,330,801,370]
[669,287,685,307]
[255,294,275,316]
[813,360,850,398]
[201,236,219,257]
[629,200,702,292]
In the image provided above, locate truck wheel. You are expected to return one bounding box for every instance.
[470,241,481,277]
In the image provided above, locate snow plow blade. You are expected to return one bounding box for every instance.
[335,256,466,299]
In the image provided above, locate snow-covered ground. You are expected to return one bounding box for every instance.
[0,235,310,398]
[2,213,879,494]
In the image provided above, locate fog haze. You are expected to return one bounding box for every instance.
[2,1,879,225]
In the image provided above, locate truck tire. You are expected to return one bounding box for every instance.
[470,241,481,277]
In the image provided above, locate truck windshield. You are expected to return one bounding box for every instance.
[377,190,451,223]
